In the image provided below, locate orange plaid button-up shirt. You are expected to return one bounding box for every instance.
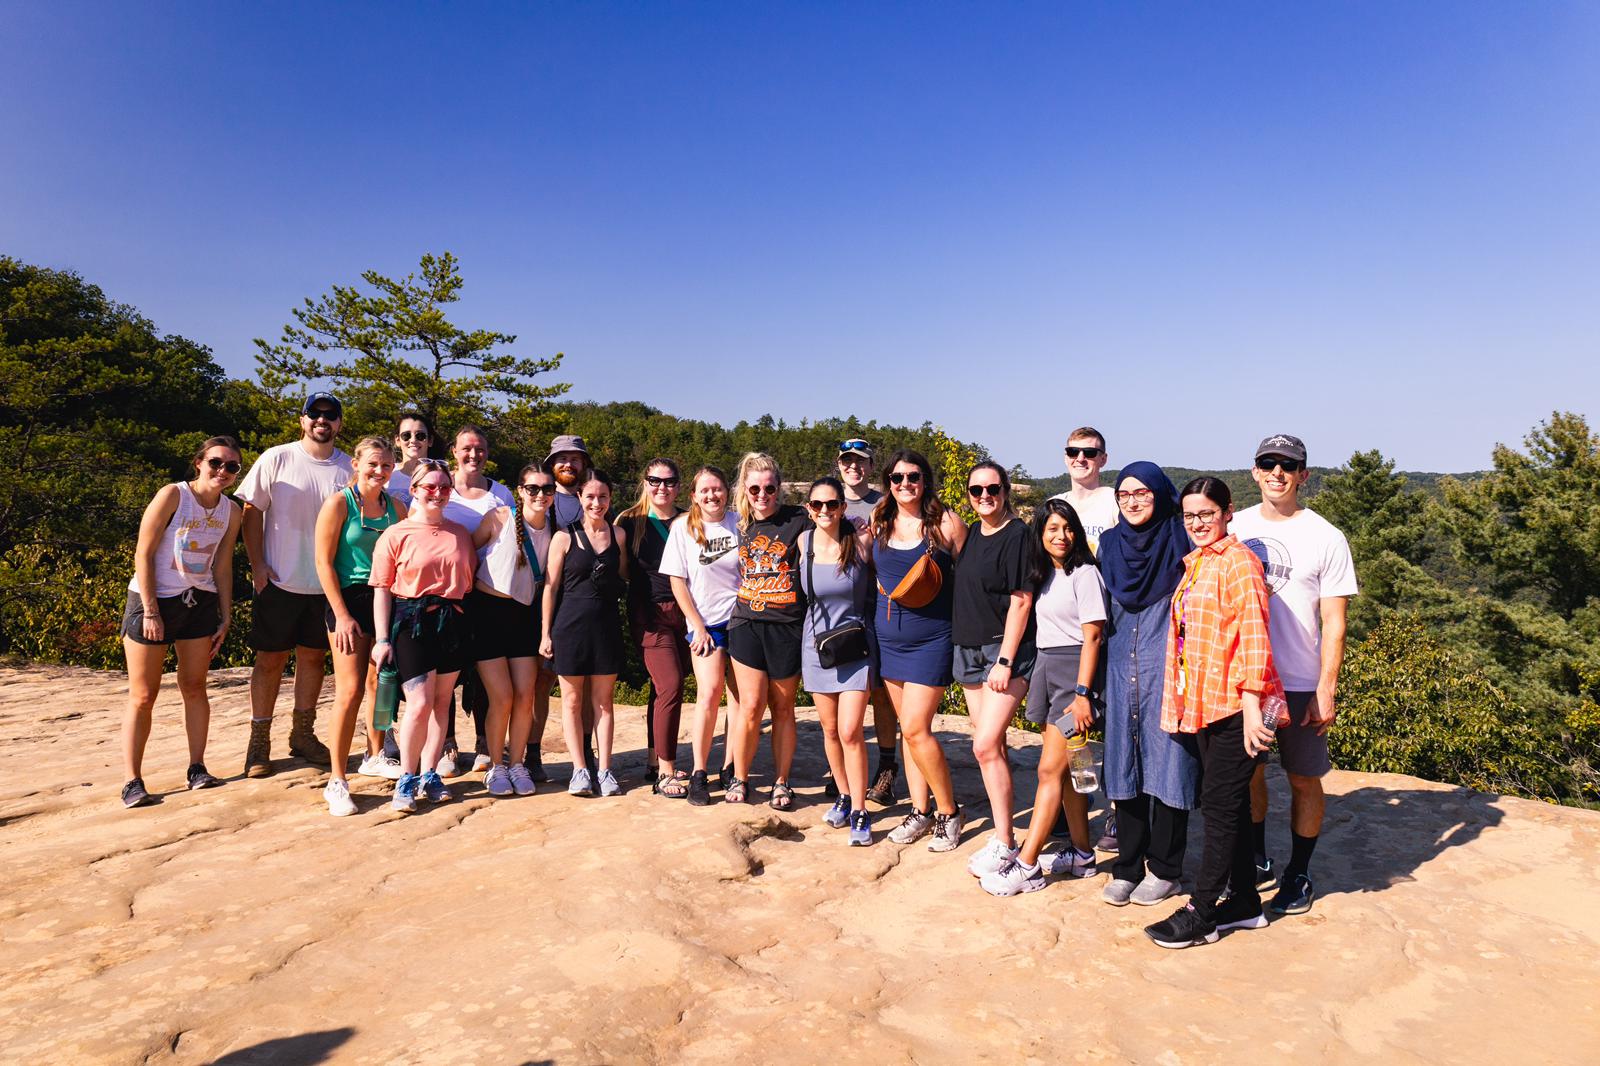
[1162,534,1283,734]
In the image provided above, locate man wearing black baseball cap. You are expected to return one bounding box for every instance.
[1229,433,1359,917]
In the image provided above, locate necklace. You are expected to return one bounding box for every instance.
[189,481,224,525]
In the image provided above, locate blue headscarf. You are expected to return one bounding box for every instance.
[1096,461,1188,612]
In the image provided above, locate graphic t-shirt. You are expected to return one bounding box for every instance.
[1049,487,1119,555]
[842,487,883,527]
[731,505,811,625]
[1034,564,1109,649]
[1229,504,1360,691]
[952,518,1036,648]
[659,511,741,627]
[234,441,353,595]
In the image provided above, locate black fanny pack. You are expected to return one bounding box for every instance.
[806,533,869,670]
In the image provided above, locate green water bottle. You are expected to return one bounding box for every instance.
[374,653,400,731]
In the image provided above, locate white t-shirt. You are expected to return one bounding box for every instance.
[1049,487,1119,555]
[1230,504,1360,691]
[386,468,415,510]
[235,441,353,595]
[1034,564,1109,649]
[658,511,741,628]
[442,479,514,534]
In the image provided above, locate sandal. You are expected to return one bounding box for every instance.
[769,781,795,811]
[657,771,689,799]
[724,778,748,804]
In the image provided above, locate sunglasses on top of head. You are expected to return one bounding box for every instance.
[887,471,922,486]
[205,458,242,474]
[1255,457,1304,473]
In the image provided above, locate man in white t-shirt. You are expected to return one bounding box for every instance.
[1049,426,1119,555]
[1230,433,1359,917]
[836,439,898,805]
[235,393,354,778]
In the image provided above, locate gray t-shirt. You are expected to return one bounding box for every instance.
[1034,564,1109,649]
[842,487,883,528]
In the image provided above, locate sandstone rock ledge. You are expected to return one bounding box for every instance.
[1,664,1597,1065]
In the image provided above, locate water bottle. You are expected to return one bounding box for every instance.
[374,660,400,731]
[1260,694,1288,737]
[1065,732,1099,795]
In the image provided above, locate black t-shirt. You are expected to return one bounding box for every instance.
[952,518,1037,648]
[628,511,680,604]
[732,505,811,625]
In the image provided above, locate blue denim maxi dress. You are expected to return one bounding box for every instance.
[1101,595,1201,810]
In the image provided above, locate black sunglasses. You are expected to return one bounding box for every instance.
[1255,457,1304,473]
[888,471,922,485]
[520,483,557,496]
[397,430,430,442]
[645,475,679,488]
[306,408,340,422]
[205,457,242,474]
[807,499,843,513]
[1064,446,1102,459]
[747,484,778,497]
[967,483,1003,498]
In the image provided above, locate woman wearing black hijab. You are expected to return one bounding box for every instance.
[1095,462,1202,907]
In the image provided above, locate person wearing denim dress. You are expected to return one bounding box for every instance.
[1096,461,1201,908]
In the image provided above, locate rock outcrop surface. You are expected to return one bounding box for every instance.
[2,664,1597,1064]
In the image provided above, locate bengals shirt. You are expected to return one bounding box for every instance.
[731,505,811,626]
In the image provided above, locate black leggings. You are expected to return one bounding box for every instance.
[1193,713,1265,919]
[1113,793,1190,883]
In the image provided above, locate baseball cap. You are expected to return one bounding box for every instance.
[838,438,873,459]
[1254,434,1307,463]
[302,392,342,418]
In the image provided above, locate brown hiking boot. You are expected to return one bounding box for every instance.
[288,708,332,768]
[244,718,274,778]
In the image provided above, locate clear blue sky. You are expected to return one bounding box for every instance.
[5,2,1598,474]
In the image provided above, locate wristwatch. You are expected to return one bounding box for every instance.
[996,655,1012,668]
[1074,683,1096,699]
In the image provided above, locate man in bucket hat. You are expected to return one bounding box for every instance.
[544,434,591,530]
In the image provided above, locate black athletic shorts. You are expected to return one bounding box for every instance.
[727,619,803,680]
[121,588,221,645]
[325,584,377,638]
[391,598,468,685]
[250,582,331,652]
[466,588,540,662]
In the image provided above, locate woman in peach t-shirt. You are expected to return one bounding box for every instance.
[369,461,477,813]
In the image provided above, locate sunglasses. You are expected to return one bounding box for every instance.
[418,458,449,468]
[1064,446,1102,459]
[807,499,843,514]
[645,475,679,488]
[306,408,340,422]
[520,483,557,496]
[838,439,871,452]
[747,484,778,497]
[416,484,453,497]
[888,471,922,485]
[397,430,430,443]
[967,483,1003,499]
[205,458,242,474]
[1256,457,1304,473]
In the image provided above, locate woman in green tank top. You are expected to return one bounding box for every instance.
[314,436,403,816]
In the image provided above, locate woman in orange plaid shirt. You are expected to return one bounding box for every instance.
[1144,476,1286,950]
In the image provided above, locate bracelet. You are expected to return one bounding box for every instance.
[374,639,391,645]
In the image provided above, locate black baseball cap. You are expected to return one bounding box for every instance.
[1254,433,1306,463]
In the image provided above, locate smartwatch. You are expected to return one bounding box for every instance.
[1074,683,1095,699]
[996,655,1012,668]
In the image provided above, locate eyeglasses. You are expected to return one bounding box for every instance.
[967,483,1004,499]
[520,483,557,496]
[1182,509,1222,527]
[1255,457,1304,473]
[807,499,843,514]
[1064,446,1102,459]
[747,484,778,497]
[888,471,922,486]
[205,458,242,474]
[1115,488,1155,504]
[397,430,429,443]
[645,475,679,488]
[306,408,340,422]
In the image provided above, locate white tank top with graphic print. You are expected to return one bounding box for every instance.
[128,482,231,598]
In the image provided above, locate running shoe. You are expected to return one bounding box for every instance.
[598,769,622,797]
[980,858,1046,897]
[186,763,223,790]
[358,753,404,780]
[1214,893,1269,932]
[687,770,712,806]
[928,807,965,853]
[568,767,594,797]
[887,808,934,845]
[965,835,1017,877]
[1268,873,1315,916]
[1043,846,1098,879]
[1255,855,1277,889]
[1144,903,1218,949]
[508,763,537,796]
[420,770,452,803]
[848,808,873,846]
[1129,873,1182,906]
[121,778,154,809]
[1102,878,1139,906]
[484,764,514,797]
[323,778,357,817]
[471,753,493,774]
[436,744,459,779]
[864,765,898,807]
[823,796,852,829]
[392,773,420,813]
[1094,813,1118,852]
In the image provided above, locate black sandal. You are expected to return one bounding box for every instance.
[769,781,795,811]
[724,778,748,804]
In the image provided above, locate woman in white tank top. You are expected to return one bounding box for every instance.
[119,436,244,809]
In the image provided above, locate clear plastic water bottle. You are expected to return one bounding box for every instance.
[1260,694,1288,737]
[1065,733,1099,795]
[374,661,400,731]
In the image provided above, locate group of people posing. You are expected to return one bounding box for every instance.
[119,398,1357,950]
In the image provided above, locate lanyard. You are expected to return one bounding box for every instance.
[518,516,545,582]
[1173,554,1204,699]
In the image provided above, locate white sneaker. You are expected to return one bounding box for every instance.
[966,835,1017,877]
[1044,846,1099,879]
[508,763,537,796]
[436,749,458,778]
[323,778,357,817]
[598,769,622,797]
[980,858,1046,897]
[471,753,493,774]
[357,754,404,780]
[568,767,594,797]
[484,764,514,797]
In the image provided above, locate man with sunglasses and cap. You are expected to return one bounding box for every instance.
[236,392,354,777]
[835,438,902,806]
[1229,433,1358,917]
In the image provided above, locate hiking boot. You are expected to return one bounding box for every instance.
[323,778,357,817]
[244,718,273,778]
[848,808,874,846]
[122,778,154,809]
[887,808,934,845]
[1130,873,1183,906]
[687,770,712,806]
[1043,846,1098,879]
[981,858,1046,897]
[1144,903,1218,949]
[1268,873,1315,916]
[823,795,852,829]
[288,708,331,768]
[928,806,965,853]
[865,764,898,807]
[186,763,223,790]
[965,835,1016,877]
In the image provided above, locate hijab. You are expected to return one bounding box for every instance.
[1096,461,1188,612]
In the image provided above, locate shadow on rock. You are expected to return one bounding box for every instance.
[1320,785,1506,897]
[211,1027,355,1064]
